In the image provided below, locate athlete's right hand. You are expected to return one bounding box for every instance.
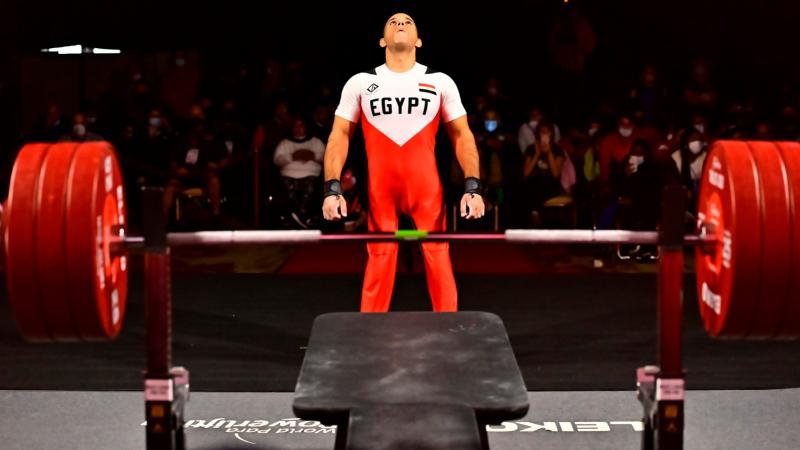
[322,195,348,220]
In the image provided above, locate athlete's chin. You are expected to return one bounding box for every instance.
[388,42,414,52]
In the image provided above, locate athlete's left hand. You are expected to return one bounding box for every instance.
[460,193,485,219]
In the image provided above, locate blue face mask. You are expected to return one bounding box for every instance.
[484,120,498,133]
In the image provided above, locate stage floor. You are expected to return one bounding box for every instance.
[1,389,797,450]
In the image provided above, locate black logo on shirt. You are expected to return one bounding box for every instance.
[369,97,431,116]
[366,83,379,94]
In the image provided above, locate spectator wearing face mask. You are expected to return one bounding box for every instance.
[615,139,673,235]
[59,112,104,142]
[522,120,565,226]
[518,106,562,156]
[517,106,561,155]
[671,129,708,210]
[127,108,174,187]
[163,104,226,218]
[471,108,521,227]
[597,114,637,185]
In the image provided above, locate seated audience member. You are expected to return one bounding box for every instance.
[522,120,565,226]
[671,128,709,211]
[214,99,252,217]
[474,108,522,228]
[597,113,637,185]
[518,106,562,156]
[59,112,104,142]
[273,116,325,228]
[163,105,225,218]
[614,139,672,233]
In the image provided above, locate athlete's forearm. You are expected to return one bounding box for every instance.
[454,133,480,180]
[324,131,350,181]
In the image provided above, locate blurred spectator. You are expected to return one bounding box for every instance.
[632,109,664,149]
[683,58,718,115]
[522,120,565,226]
[548,4,596,120]
[126,80,156,127]
[473,108,521,227]
[753,120,774,140]
[163,104,225,217]
[214,99,252,217]
[671,128,708,210]
[309,103,334,143]
[629,64,670,126]
[30,103,68,141]
[339,168,367,232]
[548,4,596,75]
[614,139,674,233]
[482,77,513,119]
[59,112,104,142]
[273,116,325,229]
[518,106,562,155]
[259,58,287,103]
[128,108,173,187]
[690,113,711,138]
[161,51,200,120]
[256,100,293,156]
[597,114,637,185]
[777,104,800,140]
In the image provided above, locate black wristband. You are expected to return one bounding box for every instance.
[464,177,482,195]
[324,179,343,198]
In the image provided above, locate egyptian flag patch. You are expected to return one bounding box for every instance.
[418,83,436,96]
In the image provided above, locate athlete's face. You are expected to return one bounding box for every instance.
[381,13,421,50]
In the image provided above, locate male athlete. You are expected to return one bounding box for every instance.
[322,12,485,313]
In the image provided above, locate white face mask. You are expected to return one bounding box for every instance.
[528,120,539,129]
[619,127,633,138]
[688,140,704,154]
[73,124,86,137]
[588,126,599,137]
[630,155,645,166]
[694,124,705,134]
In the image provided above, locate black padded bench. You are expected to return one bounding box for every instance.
[293,311,529,449]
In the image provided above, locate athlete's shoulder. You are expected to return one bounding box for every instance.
[343,67,379,84]
[420,65,456,83]
[350,66,380,78]
[424,71,459,93]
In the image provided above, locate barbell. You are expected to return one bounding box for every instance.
[1,141,799,342]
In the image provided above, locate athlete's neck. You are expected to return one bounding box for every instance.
[384,48,416,73]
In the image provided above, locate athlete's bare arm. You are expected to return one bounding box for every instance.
[445,116,486,219]
[322,116,358,220]
[445,115,480,179]
[324,116,358,181]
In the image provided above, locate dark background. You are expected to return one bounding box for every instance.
[1,0,799,198]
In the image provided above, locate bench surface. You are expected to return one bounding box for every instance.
[293,311,529,425]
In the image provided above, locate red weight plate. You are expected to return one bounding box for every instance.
[773,142,800,338]
[5,143,53,341]
[695,141,762,338]
[745,141,792,338]
[65,142,128,340]
[35,143,83,341]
